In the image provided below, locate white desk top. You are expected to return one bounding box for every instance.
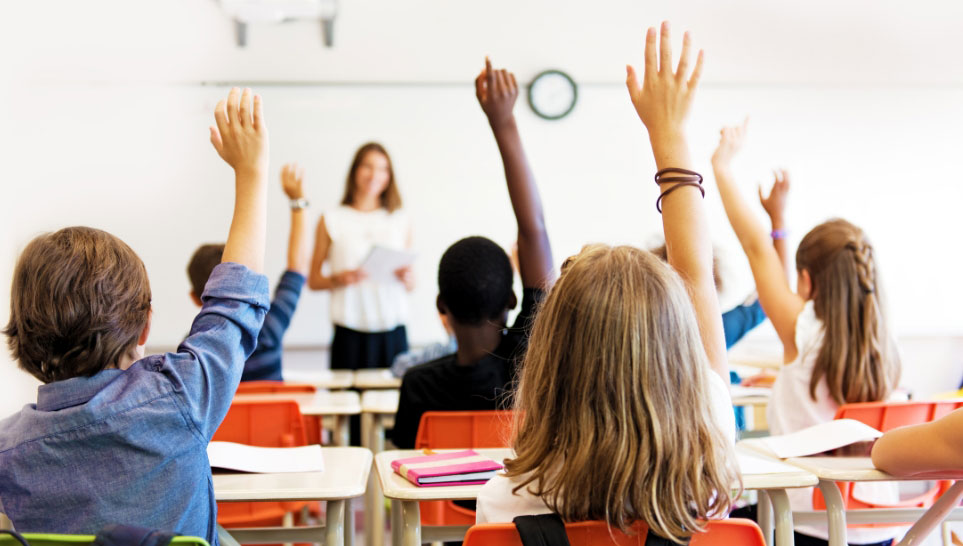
[354,368,402,389]
[233,390,362,416]
[362,389,400,414]
[785,456,963,482]
[214,447,372,501]
[375,447,818,502]
[283,369,355,390]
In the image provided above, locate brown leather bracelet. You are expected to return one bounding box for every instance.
[656,181,706,213]
[655,168,703,185]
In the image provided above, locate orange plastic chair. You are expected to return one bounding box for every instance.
[812,399,963,525]
[462,519,765,546]
[212,400,316,528]
[235,381,323,444]
[413,410,514,526]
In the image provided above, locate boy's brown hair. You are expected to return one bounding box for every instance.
[4,227,152,383]
[187,244,225,298]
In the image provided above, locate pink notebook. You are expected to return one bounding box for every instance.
[391,449,504,487]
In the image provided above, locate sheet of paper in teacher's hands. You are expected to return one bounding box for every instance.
[360,246,417,283]
[208,442,324,473]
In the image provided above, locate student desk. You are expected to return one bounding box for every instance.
[360,388,400,546]
[233,390,362,446]
[213,446,371,546]
[778,456,963,546]
[353,368,402,390]
[375,447,818,546]
[282,369,356,390]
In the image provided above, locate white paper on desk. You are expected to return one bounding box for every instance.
[741,419,882,459]
[208,442,324,473]
[737,451,801,476]
[360,246,417,283]
[730,385,772,398]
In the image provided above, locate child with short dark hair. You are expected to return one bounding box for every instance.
[0,88,270,544]
[187,163,311,382]
[391,58,555,448]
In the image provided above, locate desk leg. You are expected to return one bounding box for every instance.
[758,491,774,546]
[326,499,345,546]
[897,480,963,546]
[333,415,349,446]
[400,499,422,546]
[344,496,355,546]
[390,499,403,546]
[767,489,793,546]
[817,479,847,546]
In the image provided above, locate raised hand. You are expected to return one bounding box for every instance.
[759,169,790,223]
[281,163,305,200]
[210,87,269,175]
[475,57,519,128]
[626,22,704,143]
[712,118,748,166]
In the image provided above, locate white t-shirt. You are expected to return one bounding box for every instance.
[324,205,410,332]
[768,300,901,543]
[476,369,735,524]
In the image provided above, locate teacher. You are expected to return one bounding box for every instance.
[308,142,414,370]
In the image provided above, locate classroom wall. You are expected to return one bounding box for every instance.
[2,0,962,415]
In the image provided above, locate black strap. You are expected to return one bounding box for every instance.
[93,524,177,546]
[0,531,30,546]
[646,531,688,545]
[513,514,570,546]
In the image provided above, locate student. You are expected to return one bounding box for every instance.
[871,407,963,476]
[476,24,739,544]
[308,142,414,370]
[712,120,902,545]
[390,58,555,449]
[187,162,311,382]
[0,89,270,543]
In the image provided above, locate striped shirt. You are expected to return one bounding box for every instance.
[241,271,306,382]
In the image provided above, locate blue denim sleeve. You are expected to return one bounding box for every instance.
[721,299,767,349]
[164,262,270,440]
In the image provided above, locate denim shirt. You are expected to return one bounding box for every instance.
[0,263,269,545]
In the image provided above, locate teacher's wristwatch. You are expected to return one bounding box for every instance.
[290,198,309,210]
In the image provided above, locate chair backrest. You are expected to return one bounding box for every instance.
[235,381,317,395]
[834,399,963,432]
[0,534,208,546]
[462,519,765,546]
[212,400,307,447]
[415,410,514,449]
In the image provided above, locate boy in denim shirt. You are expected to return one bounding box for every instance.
[0,88,270,544]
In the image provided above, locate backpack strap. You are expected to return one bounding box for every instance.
[0,531,29,546]
[513,514,571,546]
[645,530,689,545]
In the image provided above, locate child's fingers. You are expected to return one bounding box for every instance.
[508,72,518,93]
[687,50,705,90]
[475,69,487,101]
[676,31,692,82]
[643,27,658,80]
[485,57,495,94]
[252,94,265,131]
[238,88,252,128]
[625,65,642,97]
[758,184,766,205]
[213,99,229,139]
[226,87,240,127]
[496,69,508,96]
[209,126,223,155]
[658,21,672,74]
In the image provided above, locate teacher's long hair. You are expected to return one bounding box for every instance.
[341,142,402,212]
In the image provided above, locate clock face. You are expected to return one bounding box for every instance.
[527,70,577,120]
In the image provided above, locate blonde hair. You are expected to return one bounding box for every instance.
[795,219,900,405]
[504,244,739,542]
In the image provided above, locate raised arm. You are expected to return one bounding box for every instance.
[281,163,311,276]
[475,58,554,288]
[871,408,963,476]
[210,88,269,273]
[626,23,727,382]
[759,169,792,278]
[711,121,804,359]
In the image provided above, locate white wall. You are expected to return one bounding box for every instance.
[2,0,962,414]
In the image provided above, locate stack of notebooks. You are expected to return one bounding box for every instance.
[392,449,504,487]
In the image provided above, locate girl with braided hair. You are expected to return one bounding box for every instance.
[711,120,901,546]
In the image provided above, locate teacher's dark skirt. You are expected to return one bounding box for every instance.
[330,324,409,370]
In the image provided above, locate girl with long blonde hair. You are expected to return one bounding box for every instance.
[712,122,901,546]
[476,22,740,543]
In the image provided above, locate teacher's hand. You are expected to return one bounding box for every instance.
[395,265,415,292]
[332,269,367,287]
